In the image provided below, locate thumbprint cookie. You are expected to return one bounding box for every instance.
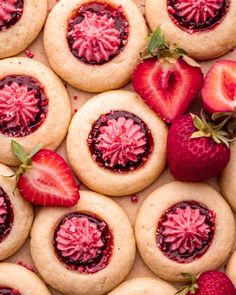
[135,181,235,282]
[30,190,136,295]
[66,90,167,196]
[0,0,47,58]
[0,57,71,166]
[146,0,236,60]
[0,163,33,260]
[44,0,148,92]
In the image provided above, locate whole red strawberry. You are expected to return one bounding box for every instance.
[132,28,203,123]
[11,140,80,207]
[177,271,236,295]
[167,113,231,182]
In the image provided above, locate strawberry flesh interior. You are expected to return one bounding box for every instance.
[202,60,236,113]
[157,201,215,263]
[0,187,13,243]
[167,0,229,33]
[54,212,113,273]
[67,2,129,65]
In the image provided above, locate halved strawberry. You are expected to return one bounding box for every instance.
[132,28,204,123]
[202,60,236,114]
[11,141,80,207]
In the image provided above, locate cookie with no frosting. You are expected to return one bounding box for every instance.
[44,0,148,92]
[0,0,47,58]
[0,263,51,295]
[0,57,71,166]
[107,277,177,294]
[66,90,167,197]
[30,190,136,295]
[135,181,235,282]
[146,0,236,60]
[0,163,33,260]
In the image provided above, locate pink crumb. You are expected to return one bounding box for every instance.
[131,195,139,204]
[25,48,34,58]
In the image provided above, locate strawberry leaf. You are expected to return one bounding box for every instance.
[11,140,27,164]
[28,143,44,160]
[147,27,167,54]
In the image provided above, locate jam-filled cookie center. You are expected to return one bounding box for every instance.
[167,0,230,33]
[0,187,14,243]
[87,110,154,172]
[54,212,113,274]
[0,75,48,137]
[157,201,215,263]
[67,2,129,65]
[0,288,21,295]
[0,0,23,31]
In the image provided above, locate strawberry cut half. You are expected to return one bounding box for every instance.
[202,60,236,114]
[132,58,203,123]
[11,141,80,207]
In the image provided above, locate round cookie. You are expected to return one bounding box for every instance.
[226,250,236,286]
[146,0,236,60]
[220,140,236,212]
[0,263,51,295]
[66,90,167,197]
[30,190,136,295]
[0,57,72,166]
[43,0,148,92]
[135,181,235,283]
[107,277,178,294]
[0,0,47,59]
[0,163,33,260]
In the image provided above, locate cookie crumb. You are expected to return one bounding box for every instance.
[131,195,139,204]
[73,95,78,100]
[25,48,34,58]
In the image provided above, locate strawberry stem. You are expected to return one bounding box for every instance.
[175,273,198,295]
[11,140,43,189]
[190,111,232,147]
[141,27,200,67]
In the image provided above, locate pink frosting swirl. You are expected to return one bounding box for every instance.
[0,0,20,26]
[69,11,121,63]
[56,217,104,262]
[0,196,7,224]
[162,206,211,254]
[97,117,146,167]
[172,0,223,24]
[0,82,39,129]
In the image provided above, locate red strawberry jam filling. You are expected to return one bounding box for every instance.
[0,0,23,31]
[0,289,20,295]
[0,75,48,137]
[87,111,153,172]
[67,2,129,65]
[157,201,215,263]
[167,0,229,33]
[54,213,113,274]
[0,187,13,243]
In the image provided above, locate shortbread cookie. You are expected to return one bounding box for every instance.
[107,277,177,294]
[30,190,136,295]
[0,263,51,295]
[66,90,167,196]
[226,250,236,286]
[0,57,71,166]
[220,140,236,212]
[0,0,47,58]
[44,0,148,92]
[135,182,235,282]
[0,163,33,260]
[146,0,236,60]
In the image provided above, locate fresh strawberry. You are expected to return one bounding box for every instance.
[11,141,80,207]
[177,271,236,295]
[132,28,204,123]
[202,60,236,114]
[167,112,231,182]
